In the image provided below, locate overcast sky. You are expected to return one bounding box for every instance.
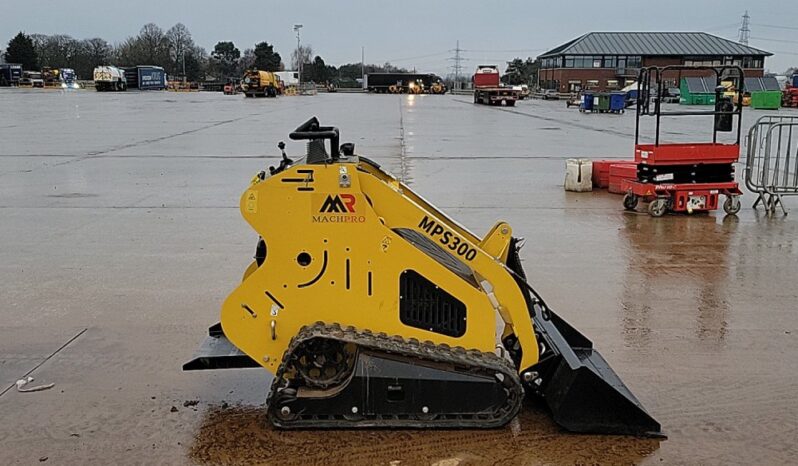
[4,0,797,75]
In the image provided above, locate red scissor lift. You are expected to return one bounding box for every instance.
[622,66,744,217]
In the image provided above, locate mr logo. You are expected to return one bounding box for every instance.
[320,194,356,213]
[312,194,365,224]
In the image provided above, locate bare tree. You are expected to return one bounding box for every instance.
[166,23,193,77]
[116,24,170,68]
[84,38,112,62]
[31,34,79,68]
[72,38,113,78]
[291,45,313,71]
[115,36,140,66]
[138,23,168,65]
[240,48,255,71]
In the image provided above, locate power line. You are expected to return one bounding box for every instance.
[704,22,745,32]
[752,23,798,31]
[750,36,798,44]
[462,48,545,53]
[385,50,450,63]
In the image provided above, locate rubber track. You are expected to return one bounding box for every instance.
[266,322,524,429]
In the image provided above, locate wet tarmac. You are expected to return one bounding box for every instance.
[1,88,797,465]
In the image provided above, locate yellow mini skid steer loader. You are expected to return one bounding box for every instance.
[184,117,662,436]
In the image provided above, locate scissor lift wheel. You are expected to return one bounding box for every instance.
[623,193,639,211]
[723,195,741,215]
[648,198,669,217]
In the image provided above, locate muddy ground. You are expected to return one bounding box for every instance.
[1,89,796,465]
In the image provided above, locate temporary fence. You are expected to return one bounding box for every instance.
[744,115,798,214]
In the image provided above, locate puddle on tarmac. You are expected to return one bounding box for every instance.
[189,401,660,465]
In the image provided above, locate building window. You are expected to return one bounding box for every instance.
[685,57,729,67]
[542,57,564,69]
[565,56,574,68]
[593,57,602,68]
[568,80,582,91]
[626,56,641,68]
[574,56,594,68]
[752,57,763,68]
[586,79,599,89]
[607,79,619,89]
[604,56,617,68]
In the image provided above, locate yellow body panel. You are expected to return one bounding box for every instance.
[220,159,540,374]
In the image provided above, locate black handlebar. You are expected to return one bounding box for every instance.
[635,65,745,146]
[289,116,340,158]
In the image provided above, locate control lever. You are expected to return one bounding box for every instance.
[269,141,293,175]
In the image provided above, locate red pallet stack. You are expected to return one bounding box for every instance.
[608,163,637,194]
[591,160,637,192]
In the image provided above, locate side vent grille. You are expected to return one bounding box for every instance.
[399,270,466,337]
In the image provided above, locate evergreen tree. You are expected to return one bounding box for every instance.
[5,32,39,70]
[211,41,240,78]
[253,42,281,72]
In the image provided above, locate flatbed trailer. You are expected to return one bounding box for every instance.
[473,87,519,106]
[472,65,519,106]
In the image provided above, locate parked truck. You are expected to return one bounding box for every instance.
[123,66,167,91]
[60,68,79,88]
[42,67,62,88]
[0,64,22,86]
[472,65,519,106]
[364,73,447,94]
[94,66,127,91]
[241,70,280,97]
[19,71,44,88]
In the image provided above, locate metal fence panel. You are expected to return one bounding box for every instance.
[745,115,798,214]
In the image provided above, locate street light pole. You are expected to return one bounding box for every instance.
[294,24,303,85]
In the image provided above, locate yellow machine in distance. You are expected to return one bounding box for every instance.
[185,118,661,435]
[242,70,280,97]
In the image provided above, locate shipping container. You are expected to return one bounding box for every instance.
[0,64,23,86]
[123,66,167,90]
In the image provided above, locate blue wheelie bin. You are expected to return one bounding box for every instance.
[609,92,626,113]
[580,91,594,112]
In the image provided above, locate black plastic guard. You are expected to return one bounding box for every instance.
[182,323,260,371]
